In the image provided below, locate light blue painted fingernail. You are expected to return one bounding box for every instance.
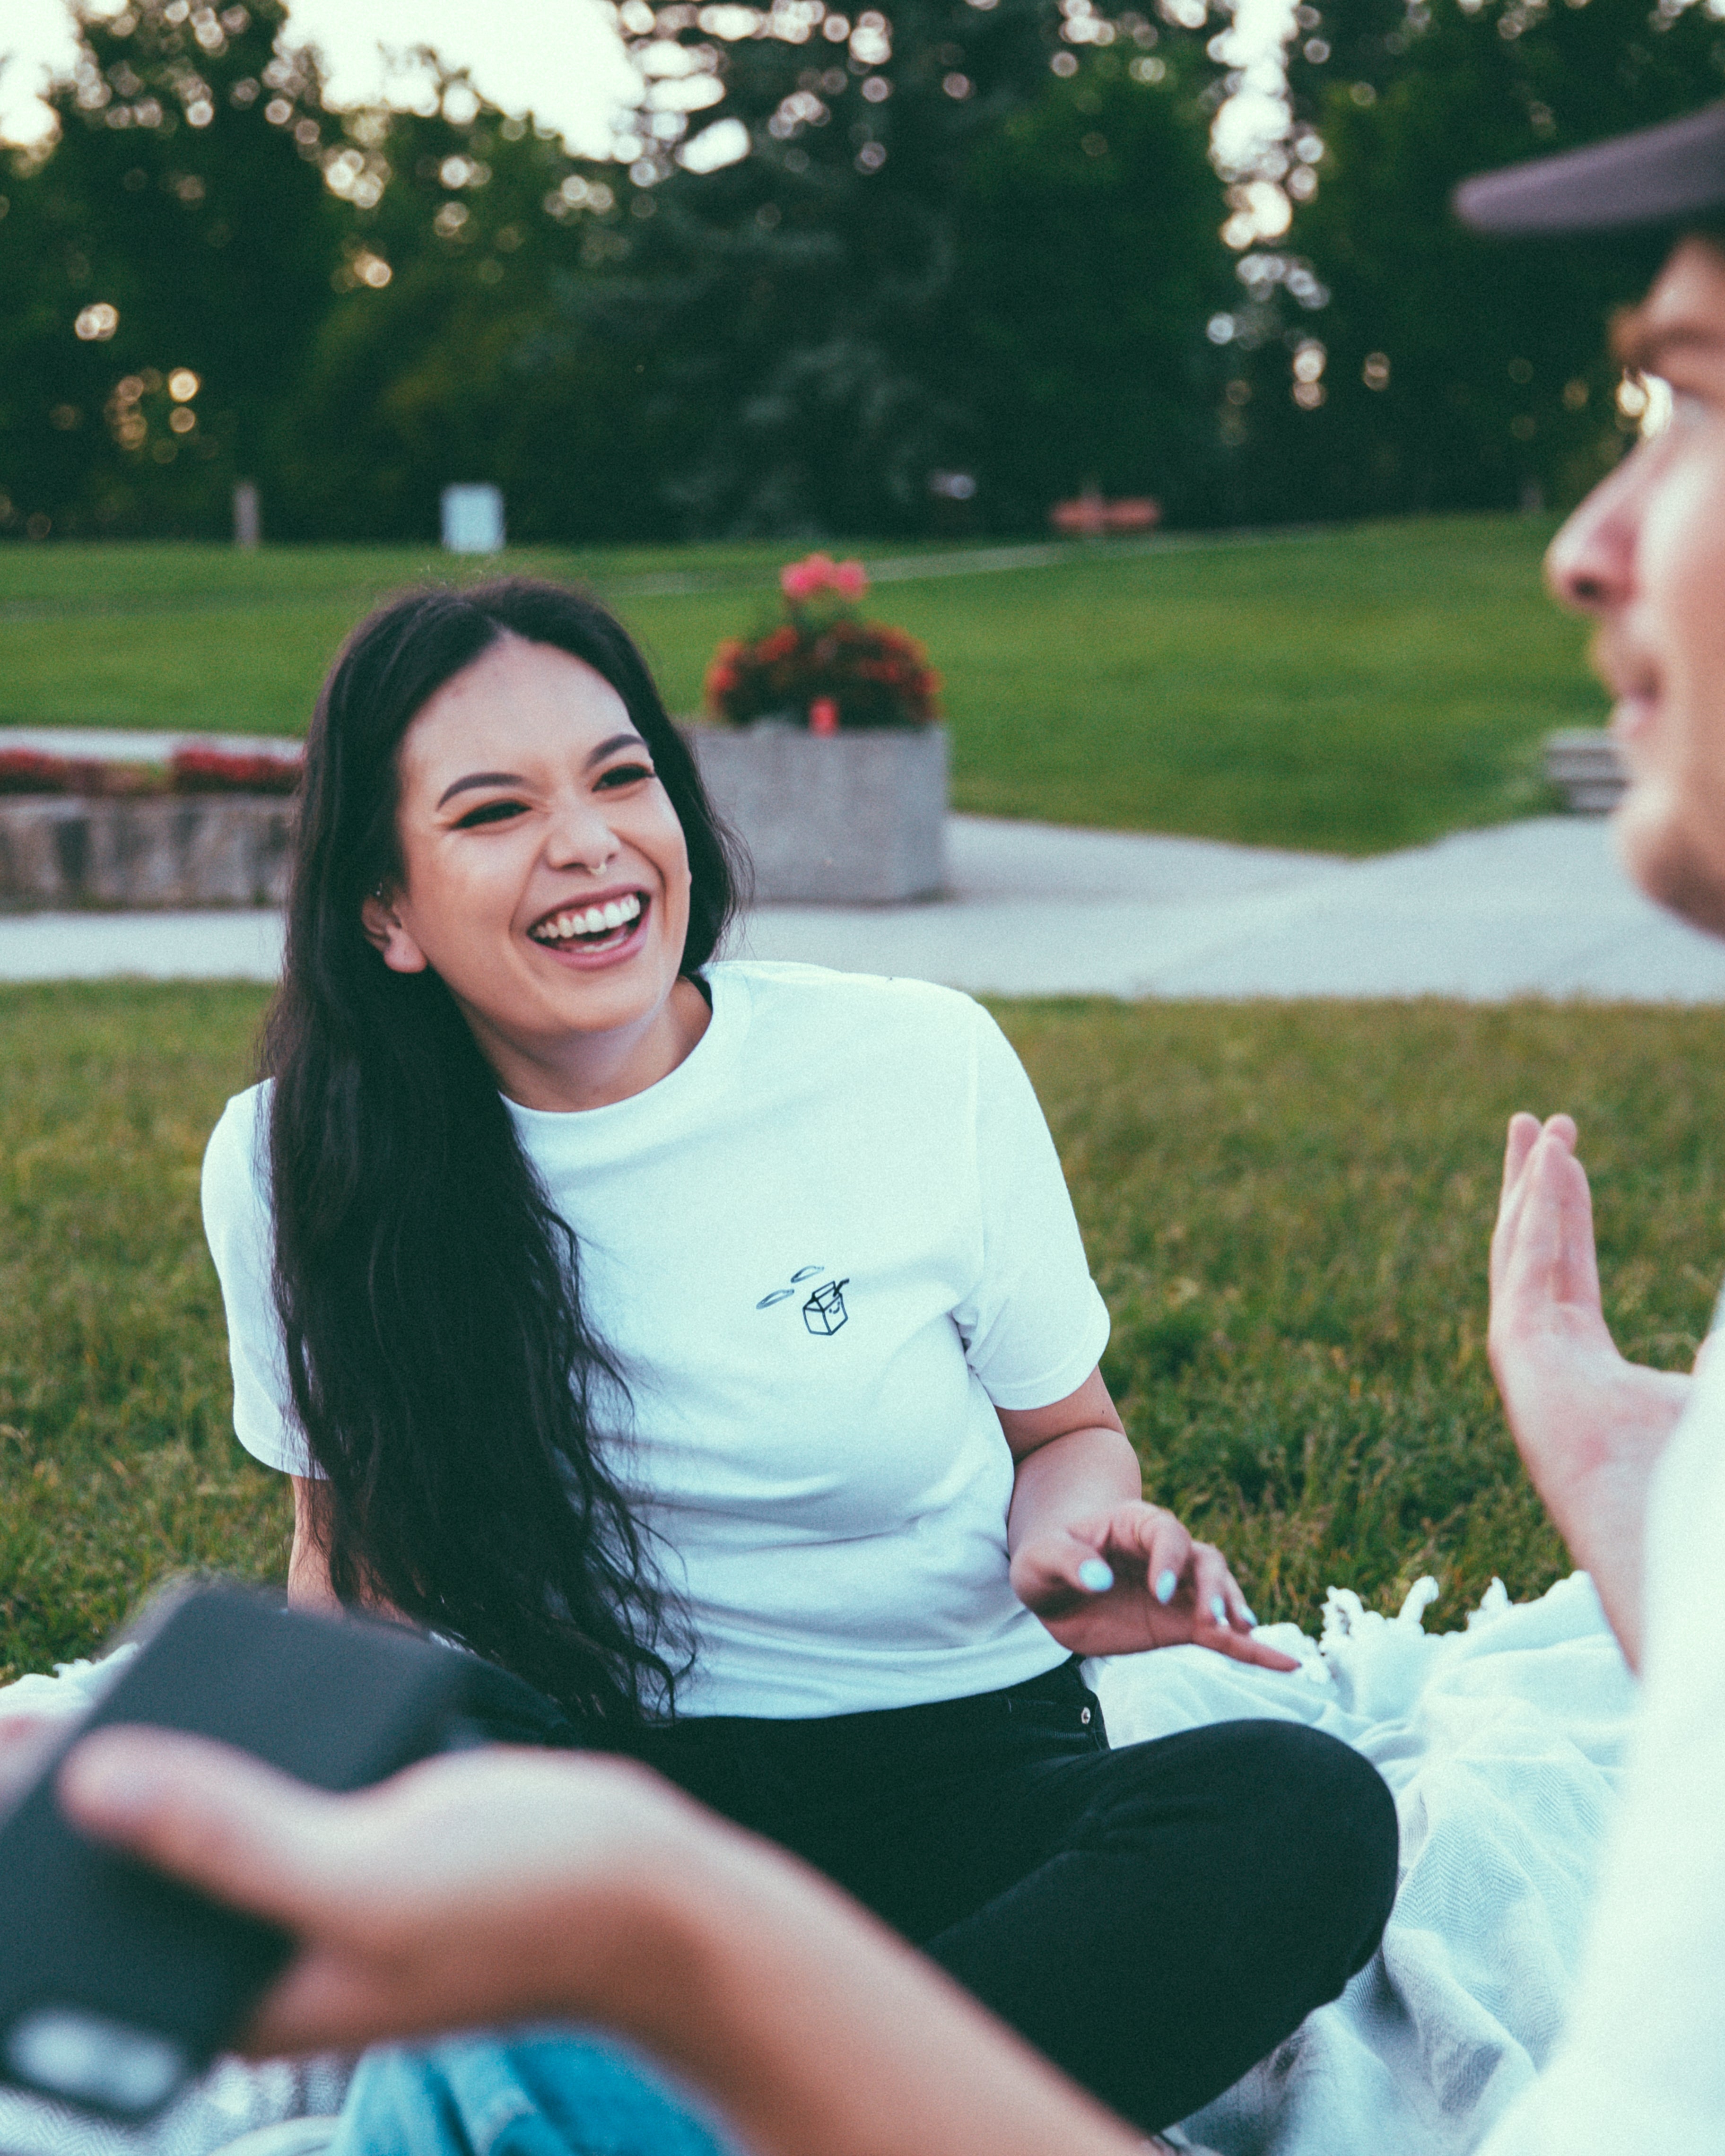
[1078,1558,1115,1593]
[1242,1605,1260,1627]
[1210,1593,1228,1626]
[1155,1569,1178,1605]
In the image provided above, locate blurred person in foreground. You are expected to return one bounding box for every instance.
[1452,98,1725,2155]
[6,105,1725,2156]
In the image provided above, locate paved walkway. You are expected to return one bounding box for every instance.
[5,812,1725,1000]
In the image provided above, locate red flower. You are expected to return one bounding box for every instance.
[703,601,942,729]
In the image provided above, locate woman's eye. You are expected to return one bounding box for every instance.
[453,799,529,829]
[595,761,655,791]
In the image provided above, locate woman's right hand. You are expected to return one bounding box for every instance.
[1012,1503,1300,1669]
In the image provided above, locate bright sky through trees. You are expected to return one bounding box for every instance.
[0,0,637,150]
[2,0,1291,165]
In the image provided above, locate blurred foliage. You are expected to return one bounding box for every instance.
[7,985,1725,1678]
[948,56,1237,525]
[1216,0,1725,522]
[7,0,1725,543]
[0,0,337,537]
[569,0,1236,532]
[1,0,1235,544]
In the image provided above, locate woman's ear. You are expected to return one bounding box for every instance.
[360,887,429,974]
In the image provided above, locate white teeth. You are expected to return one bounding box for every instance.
[532,893,645,944]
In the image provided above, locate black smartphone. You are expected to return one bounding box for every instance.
[0,1580,484,2123]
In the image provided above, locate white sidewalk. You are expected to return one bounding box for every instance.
[3,814,1723,1000]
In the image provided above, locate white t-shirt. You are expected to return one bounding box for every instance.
[1475,1339,1725,2152]
[201,961,1111,1717]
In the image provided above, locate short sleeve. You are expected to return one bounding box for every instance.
[952,1004,1111,1410]
[200,1087,312,1477]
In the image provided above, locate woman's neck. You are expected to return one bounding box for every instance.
[472,974,714,1113]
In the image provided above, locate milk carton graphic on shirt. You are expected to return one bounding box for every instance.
[757,1264,849,1338]
[800,1278,849,1336]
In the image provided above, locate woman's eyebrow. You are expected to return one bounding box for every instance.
[434,736,648,808]
[584,732,650,769]
[436,770,527,808]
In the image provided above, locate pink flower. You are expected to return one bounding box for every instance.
[780,553,835,601]
[779,552,871,603]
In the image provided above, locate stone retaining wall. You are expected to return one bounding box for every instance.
[0,795,294,909]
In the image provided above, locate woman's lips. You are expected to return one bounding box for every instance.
[528,892,652,971]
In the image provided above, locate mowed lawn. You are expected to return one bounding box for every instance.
[0,515,1606,853]
[5,984,1719,1686]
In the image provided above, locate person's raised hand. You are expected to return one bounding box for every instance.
[1488,1111,1694,1666]
[1009,1502,1299,1670]
[56,1729,710,2057]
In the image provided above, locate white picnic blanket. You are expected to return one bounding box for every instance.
[1088,1569,1635,2156]
[0,1572,1634,2156]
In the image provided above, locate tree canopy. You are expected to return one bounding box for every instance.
[5,0,1725,542]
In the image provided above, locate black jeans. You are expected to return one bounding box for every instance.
[629,1659,1399,2132]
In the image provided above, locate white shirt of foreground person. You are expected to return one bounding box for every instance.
[1478,1337,1725,2154]
[202,961,1111,1717]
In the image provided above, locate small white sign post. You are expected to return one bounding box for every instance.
[440,484,505,553]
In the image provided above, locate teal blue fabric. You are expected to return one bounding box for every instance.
[328,2032,733,2156]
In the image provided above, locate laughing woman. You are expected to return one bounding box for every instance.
[202,579,1396,2135]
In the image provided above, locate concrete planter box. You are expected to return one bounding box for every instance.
[0,794,294,910]
[685,723,947,904]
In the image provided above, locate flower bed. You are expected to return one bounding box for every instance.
[0,746,300,908]
[171,748,302,795]
[0,747,301,798]
[705,555,941,731]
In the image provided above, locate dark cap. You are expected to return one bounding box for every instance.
[1454,100,1725,237]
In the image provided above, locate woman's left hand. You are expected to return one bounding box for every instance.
[1009,1504,1301,1669]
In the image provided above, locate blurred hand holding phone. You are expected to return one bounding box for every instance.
[0,1582,523,2122]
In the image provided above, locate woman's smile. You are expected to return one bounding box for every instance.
[528,887,652,966]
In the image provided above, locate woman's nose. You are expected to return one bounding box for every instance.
[1545,448,1643,617]
[544,796,620,875]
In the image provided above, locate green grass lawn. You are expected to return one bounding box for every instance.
[4,985,1718,1686]
[0,516,1607,854]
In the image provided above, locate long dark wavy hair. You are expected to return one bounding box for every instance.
[262,579,739,1725]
